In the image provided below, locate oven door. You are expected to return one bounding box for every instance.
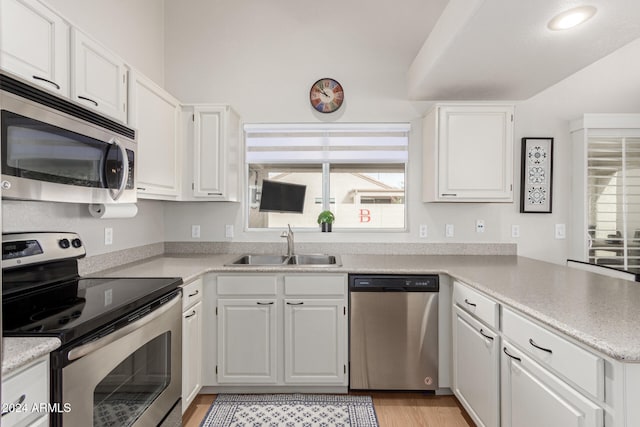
[57,292,181,427]
[0,87,136,204]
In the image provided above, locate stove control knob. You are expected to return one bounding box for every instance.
[59,238,71,249]
[71,238,83,248]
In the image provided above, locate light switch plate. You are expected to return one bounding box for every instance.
[555,224,566,239]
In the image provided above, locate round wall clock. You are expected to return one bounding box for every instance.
[310,78,344,113]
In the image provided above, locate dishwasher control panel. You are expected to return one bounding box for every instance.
[349,274,439,292]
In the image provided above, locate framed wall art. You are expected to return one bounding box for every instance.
[520,137,553,213]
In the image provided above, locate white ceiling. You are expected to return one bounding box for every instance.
[408,0,640,101]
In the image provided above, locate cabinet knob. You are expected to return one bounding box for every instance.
[1,180,11,190]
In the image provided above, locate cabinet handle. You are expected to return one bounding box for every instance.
[479,328,494,341]
[32,75,60,90]
[286,302,304,305]
[78,96,99,107]
[528,338,553,354]
[184,310,196,319]
[464,299,477,307]
[257,302,274,305]
[441,193,457,197]
[188,290,199,297]
[503,347,521,362]
[137,187,146,191]
[1,394,26,416]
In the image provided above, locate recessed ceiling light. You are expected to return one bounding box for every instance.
[548,6,597,31]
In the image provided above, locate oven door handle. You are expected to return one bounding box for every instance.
[67,292,180,362]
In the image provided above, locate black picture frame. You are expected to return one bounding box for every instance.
[520,137,554,213]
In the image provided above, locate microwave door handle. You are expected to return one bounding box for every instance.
[108,138,129,201]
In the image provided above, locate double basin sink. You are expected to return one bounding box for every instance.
[226,254,341,267]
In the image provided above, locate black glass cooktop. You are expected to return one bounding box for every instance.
[3,275,182,344]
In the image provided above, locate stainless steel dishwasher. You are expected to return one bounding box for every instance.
[349,274,439,390]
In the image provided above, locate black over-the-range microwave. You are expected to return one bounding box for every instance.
[0,71,136,204]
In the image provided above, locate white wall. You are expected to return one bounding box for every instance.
[163,0,640,265]
[46,0,165,85]
[3,200,165,256]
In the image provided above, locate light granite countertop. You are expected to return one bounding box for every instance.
[93,253,640,362]
[5,252,640,376]
[2,337,61,376]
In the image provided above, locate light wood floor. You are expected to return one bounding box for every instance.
[182,393,475,427]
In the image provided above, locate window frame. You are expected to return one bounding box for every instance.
[243,123,410,233]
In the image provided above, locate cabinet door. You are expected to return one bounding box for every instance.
[501,342,603,427]
[192,105,240,201]
[217,299,277,384]
[434,105,513,202]
[182,301,202,414]
[129,71,181,199]
[284,299,346,384]
[0,0,69,96]
[453,307,499,427]
[71,29,127,122]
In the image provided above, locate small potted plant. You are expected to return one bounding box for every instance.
[317,210,335,232]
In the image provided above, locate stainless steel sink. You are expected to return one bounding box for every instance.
[228,254,289,265]
[226,254,341,267]
[287,254,340,266]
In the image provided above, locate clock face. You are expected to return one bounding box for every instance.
[310,78,344,113]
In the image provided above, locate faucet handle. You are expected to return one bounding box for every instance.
[280,231,288,238]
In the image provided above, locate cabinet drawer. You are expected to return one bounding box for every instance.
[502,307,604,401]
[284,275,346,296]
[217,275,277,295]
[182,277,203,310]
[453,281,499,328]
[1,357,49,427]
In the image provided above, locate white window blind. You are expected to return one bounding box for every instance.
[587,134,640,272]
[245,123,410,164]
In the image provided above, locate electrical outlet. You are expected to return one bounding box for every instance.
[511,225,520,238]
[419,224,428,238]
[191,225,201,239]
[476,219,485,233]
[555,224,566,239]
[104,227,113,245]
[445,224,454,238]
[225,224,234,238]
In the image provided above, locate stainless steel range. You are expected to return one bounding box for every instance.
[2,232,183,427]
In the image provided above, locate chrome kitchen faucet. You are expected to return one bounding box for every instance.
[281,224,294,257]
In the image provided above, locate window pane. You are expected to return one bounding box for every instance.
[329,164,405,229]
[94,333,170,427]
[248,164,323,229]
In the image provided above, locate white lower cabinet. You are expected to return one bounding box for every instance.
[501,341,603,427]
[213,273,347,389]
[284,299,345,384]
[217,298,278,384]
[1,355,49,427]
[182,278,203,414]
[453,306,499,427]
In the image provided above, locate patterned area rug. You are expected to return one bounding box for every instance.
[200,394,379,427]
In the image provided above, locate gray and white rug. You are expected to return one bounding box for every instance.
[200,394,379,427]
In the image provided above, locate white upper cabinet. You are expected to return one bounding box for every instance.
[129,70,181,199]
[423,104,514,202]
[71,29,127,122]
[181,105,240,201]
[0,0,70,96]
